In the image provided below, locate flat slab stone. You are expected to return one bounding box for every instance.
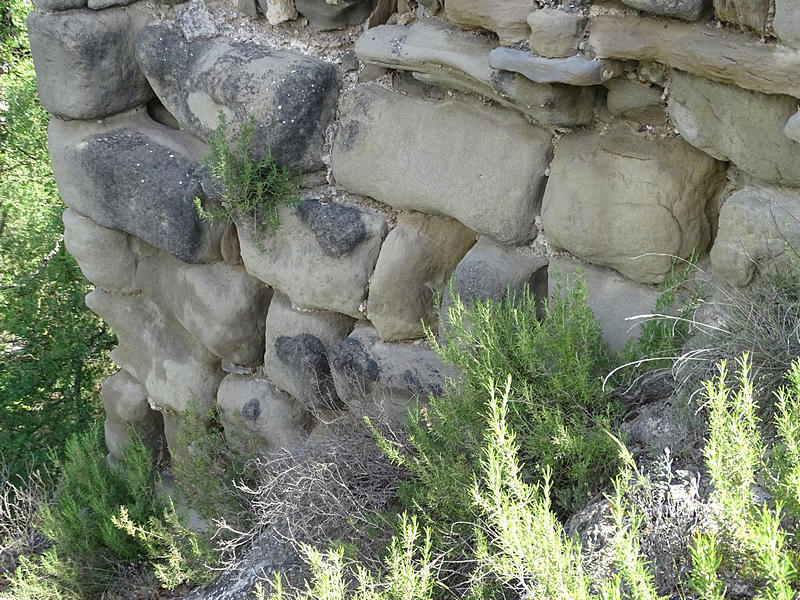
[541,126,725,284]
[444,0,531,45]
[48,110,225,264]
[589,15,800,99]
[217,373,310,451]
[87,289,224,414]
[368,213,475,341]
[713,0,769,32]
[238,197,387,318]
[710,184,800,286]
[549,257,661,354]
[356,21,596,127]
[135,244,271,366]
[32,0,86,10]
[488,47,620,86]
[135,24,339,171]
[331,85,552,245]
[620,0,710,21]
[295,0,376,29]
[27,7,153,120]
[329,324,459,424]
[668,70,800,187]
[264,292,355,409]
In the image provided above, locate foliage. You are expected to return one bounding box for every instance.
[0,0,115,481]
[6,424,216,598]
[395,275,620,526]
[194,111,300,236]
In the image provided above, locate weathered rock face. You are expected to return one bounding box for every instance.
[713,0,769,32]
[444,0,532,45]
[488,48,620,86]
[87,290,224,414]
[217,374,311,451]
[356,21,596,127]
[527,9,585,58]
[134,245,271,366]
[102,370,165,460]
[329,325,458,424]
[668,70,800,187]
[332,86,552,245]
[549,257,661,353]
[261,0,298,24]
[62,209,139,294]
[135,24,339,171]
[295,0,376,29]
[27,7,153,120]
[32,0,86,11]
[238,198,387,318]
[774,0,800,48]
[48,111,225,264]
[264,292,355,409]
[542,127,725,284]
[604,79,666,125]
[620,0,710,21]
[710,185,800,287]
[368,213,475,341]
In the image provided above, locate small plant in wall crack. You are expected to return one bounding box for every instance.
[195,111,301,236]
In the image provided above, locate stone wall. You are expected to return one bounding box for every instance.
[27,0,800,460]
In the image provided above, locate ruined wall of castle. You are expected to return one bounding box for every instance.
[26,0,800,461]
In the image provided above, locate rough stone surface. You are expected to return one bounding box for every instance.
[332,86,552,245]
[444,0,532,45]
[604,79,666,125]
[238,197,387,318]
[264,292,355,409]
[589,15,800,99]
[710,185,800,286]
[774,0,800,49]
[217,374,310,451]
[620,0,710,21]
[440,236,549,330]
[135,24,339,171]
[542,127,725,284]
[526,9,585,58]
[238,0,259,17]
[295,0,376,29]
[48,110,225,264]
[713,0,769,32]
[784,111,800,144]
[669,70,800,187]
[102,370,165,460]
[489,47,620,86]
[134,244,271,365]
[175,0,218,41]
[27,7,152,120]
[329,324,459,424]
[356,21,596,127]
[32,0,86,10]
[62,209,138,294]
[368,213,475,341]
[549,257,661,353]
[87,289,224,414]
[262,0,297,23]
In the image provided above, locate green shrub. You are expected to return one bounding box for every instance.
[194,111,300,236]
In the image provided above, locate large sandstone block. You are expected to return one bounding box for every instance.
[549,257,661,354]
[217,374,310,451]
[444,0,532,45]
[87,289,224,413]
[264,292,355,410]
[329,325,459,424]
[368,213,475,341]
[27,7,152,120]
[542,127,725,284]
[102,370,165,460]
[238,197,387,318]
[331,86,552,245]
[62,209,138,294]
[135,24,339,172]
[668,70,800,187]
[714,0,769,32]
[135,245,271,366]
[774,0,800,48]
[48,110,225,264]
[710,185,800,286]
[356,21,596,127]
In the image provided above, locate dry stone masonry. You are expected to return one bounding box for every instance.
[27,0,800,463]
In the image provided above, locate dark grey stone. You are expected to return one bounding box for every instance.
[295,0,377,30]
[620,0,710,21]
[135,24,340,171]
[27,7,153,120]
[330,337,381,383]
[274,334,339,405]
[32,0,86,11]
[242,398,262,421]
[296,199,367,258]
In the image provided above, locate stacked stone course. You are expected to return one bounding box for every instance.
[26,0,800,460]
